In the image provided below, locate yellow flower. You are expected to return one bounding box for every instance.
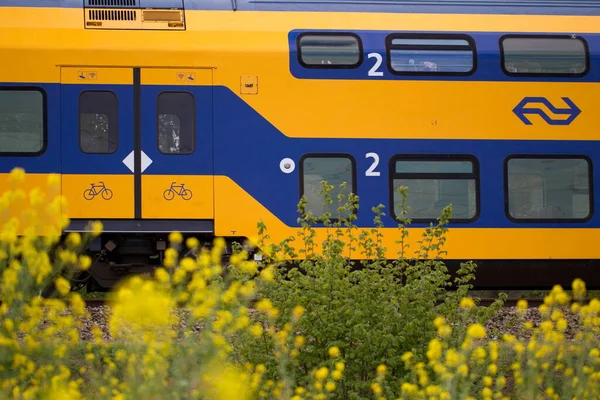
[572,278,586,299]
[186,236,200,249]
[376,364,387,375]
[249,323,263,337]
[331,370,343,381]
[473,347,486,361]
[256,299,274,312]
[199,362,252,400]
[169,231,183,244]
[426,338,443,362]
[70,293,86,316]
[90,221,103,237]
[460,297,475,309]
[180,257,197,272]
[315,367,328,381]
[66,232,81,248]
[467,323,486,340]
[108,277,176,342]
[328,346,340,358]
[433,316,446,328]
[55,276,71,296]
[489,341,499,362]
[292,305,305,321]
[426,385,441,396]
[370,383,382,395]
[516,299,528,312]
[9,167,25,183]
[445,349,461,368]
[294,336,305,348]
[325,382,336,392]
[401,383,418,394]
[155,268,170,283]
[260,266,274,281]
[438,324,452,338]
[79,255,92,271]
[401,352,413,363]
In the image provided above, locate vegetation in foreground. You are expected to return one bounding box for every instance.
[0,168,598,399]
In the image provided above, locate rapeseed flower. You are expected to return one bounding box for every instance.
[328,346,340,358]
[460,297,475,309]
[466,323,486,340]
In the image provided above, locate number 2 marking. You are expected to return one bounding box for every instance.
[367,53,383,77]
[365,152,380,176]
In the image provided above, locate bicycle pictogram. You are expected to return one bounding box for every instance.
[83,182,113,201]
[163,182,192,201]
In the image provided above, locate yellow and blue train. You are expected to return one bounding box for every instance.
[1,0,600,290]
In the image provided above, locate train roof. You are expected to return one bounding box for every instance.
[1,0,600,15]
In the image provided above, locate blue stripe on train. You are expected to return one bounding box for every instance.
[289,29,600,83]
[2,82,600,229]
[211,86,600,229]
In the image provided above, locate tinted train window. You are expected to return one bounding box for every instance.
[158,92,195,155]
[387,34,475,74]
[0,89,45,154]
[390,156,478,222]
[506,157,591,221]
[300,155,356,218]
[298,33,361,67]
[79,91,118,154]
[501,36,588,75]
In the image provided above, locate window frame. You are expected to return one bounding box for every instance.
[385,33,477,76]
[0,86,47,157]
[499,34,590,78]
[156,90,196,156]
[298,153,358,219]
[78,90,119,155]
[503,154,594,223]
[388,154,481,223]
[296,32,364,69]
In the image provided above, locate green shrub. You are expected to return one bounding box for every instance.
[237,181,504,399]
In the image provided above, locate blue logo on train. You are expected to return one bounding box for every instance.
[513,97,581,126]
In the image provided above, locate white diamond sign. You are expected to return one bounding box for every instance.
[122,151,134,173]
[122,150,153,173]
[141,151,153,172]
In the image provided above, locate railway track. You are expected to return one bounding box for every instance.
[0,296,583,309]
[84,298,108,308]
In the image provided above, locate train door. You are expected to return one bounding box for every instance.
[60,67,135,220]
[138,68,214,222]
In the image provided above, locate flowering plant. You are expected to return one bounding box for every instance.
[0,168,598,399]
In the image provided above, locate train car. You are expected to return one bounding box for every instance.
[1,0,600,291]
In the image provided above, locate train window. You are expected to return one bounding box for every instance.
[0,88,45,154]
[298,33,362,67]
[386,34,476,74]
[390,156,479,222]
[505,156,592,221]
[157,92,195,155]
[300,155,356,218]
[79,91,118,154]
[501,36,588,76]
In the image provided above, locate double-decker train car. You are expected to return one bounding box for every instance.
[1,0,600,291]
